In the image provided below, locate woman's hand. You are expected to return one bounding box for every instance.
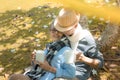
[31,50,36,64]
[36,60,49,70]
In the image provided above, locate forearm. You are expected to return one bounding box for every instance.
[40,63,56,73]
[82,56,100,68]
[37,60,56,73]
[48,66,56,73]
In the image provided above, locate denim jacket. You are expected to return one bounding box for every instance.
[75,30,104,80]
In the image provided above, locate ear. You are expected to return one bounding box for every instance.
[74,23,78,28]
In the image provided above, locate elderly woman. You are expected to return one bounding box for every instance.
[8,21,76,80]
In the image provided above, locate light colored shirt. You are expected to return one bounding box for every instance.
[67,24,83,51]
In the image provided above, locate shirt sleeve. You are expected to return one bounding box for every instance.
[86,46,104,68]
[55,63,76,78]
[78,31,104,68]
[52,47,76,78]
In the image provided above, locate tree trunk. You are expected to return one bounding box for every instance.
[79,15,120,53]
[79,14,89,29]
[97,23,120,52]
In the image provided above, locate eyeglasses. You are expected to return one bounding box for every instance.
[50,28,57,32]
[50,28,62,34]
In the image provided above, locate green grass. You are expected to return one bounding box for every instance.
[0,5,61,76]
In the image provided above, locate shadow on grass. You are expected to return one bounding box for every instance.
[0,5,61,75]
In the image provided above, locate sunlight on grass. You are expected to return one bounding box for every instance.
[0,0,43,13]
[35,32,47,39]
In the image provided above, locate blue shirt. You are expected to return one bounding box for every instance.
[39,46,76,80]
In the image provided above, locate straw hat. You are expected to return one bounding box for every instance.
[54,8,80,32]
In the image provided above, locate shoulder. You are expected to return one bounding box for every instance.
[80,29,96,45]
[59,46,71,52]
[57,46,72,55]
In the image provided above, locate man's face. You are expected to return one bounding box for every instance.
[62,24,77,36]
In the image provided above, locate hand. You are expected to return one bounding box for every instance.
[31,50,36,62]
[35,60,51,71]
[76,52,100,68]
[76,52,85,62]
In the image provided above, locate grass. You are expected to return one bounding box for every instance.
[0,4,61,77]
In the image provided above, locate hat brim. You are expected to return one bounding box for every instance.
[54,19,76,32]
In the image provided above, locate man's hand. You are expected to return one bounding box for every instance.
[76,52,100,68]
[76,52,85,62]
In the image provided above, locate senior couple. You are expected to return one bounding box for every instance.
[9,8,104,80]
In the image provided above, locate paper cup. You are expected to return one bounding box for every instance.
[64,50,75,64]
[35,50,45,62]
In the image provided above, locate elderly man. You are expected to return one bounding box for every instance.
[53,8,104,80]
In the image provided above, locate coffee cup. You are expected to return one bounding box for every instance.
[64,50,75,64]
[35,50,45,62]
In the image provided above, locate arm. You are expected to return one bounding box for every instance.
[55,63,76,78]
[76,44,104,68]
[36,60,56,73]
[54,47,76,78]
[36,58,75,78]
[36,47,76,78]
[76,30,104,68]
[76,52,102,68]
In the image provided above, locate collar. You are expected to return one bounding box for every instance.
[67,23,84,42]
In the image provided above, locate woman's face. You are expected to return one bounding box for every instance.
[50,28,63,41]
